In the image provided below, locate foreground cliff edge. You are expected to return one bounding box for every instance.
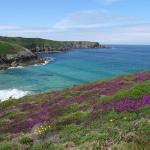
[0,71,149,149]
[0,36,109,70]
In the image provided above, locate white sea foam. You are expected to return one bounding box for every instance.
[0,89,30,101]
[34,57,54,66]
[8,66,24,69]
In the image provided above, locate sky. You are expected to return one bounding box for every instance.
[0,0,150,44]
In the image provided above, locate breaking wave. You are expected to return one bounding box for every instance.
[0,89,30,101]
[34,57,54,66]
[8,66,24,69]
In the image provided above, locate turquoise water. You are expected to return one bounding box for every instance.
[0,45,150,100]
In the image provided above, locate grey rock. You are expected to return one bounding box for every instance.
[0,48,45,70]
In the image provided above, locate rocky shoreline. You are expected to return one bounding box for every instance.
[30,41,108,52]
[0,49,47,70]
[0,37,110,70]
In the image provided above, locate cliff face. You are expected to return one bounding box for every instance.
[30,41,104,52]
[0,36,107,52]
[62,41,100,49]
[0,49,45,69]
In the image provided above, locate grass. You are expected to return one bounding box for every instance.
[0,72,149,150]
[19,136,33,145]
[0,37,65,50]
[97,80,150,104]
[0,98,18,110]
[0,37,65,55]
[0,41,25,54]
[0,36,73,54]
[58,111,89,125]
[0,36,100,55]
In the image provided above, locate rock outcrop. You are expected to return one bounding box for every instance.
[0,49,45,70]
[62,41,100,49]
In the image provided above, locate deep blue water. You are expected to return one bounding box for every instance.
[0,45,150,100]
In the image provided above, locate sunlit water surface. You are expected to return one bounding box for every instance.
[0,45,150,100]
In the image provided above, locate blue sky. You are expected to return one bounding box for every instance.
[0,0,150,44]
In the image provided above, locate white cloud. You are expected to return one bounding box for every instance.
[0,25,21,30]
[0,10,150,44]
[50,23,150,44]
[0,25,54,33]
[53,10,140,29]
[0,25,53,39]
[1,23,150,44]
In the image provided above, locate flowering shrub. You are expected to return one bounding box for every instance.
[94,95,150,112]
[134,72,150,82]
[33,123,52,135]
[1,72,149,133]
[0,72,150,150]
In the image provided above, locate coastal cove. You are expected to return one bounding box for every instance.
[0,45,150,101]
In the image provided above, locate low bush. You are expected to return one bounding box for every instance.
[19,136,33,145]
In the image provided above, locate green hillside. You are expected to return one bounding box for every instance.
[0,71,149,150]
[0,36,65,51]
[0,41,25,54]
[0,36,101,55]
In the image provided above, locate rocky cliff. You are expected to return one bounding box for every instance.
[30,41,105,52]
[62,41,100,49]
[0,36,108,52]
[0,49,45,69]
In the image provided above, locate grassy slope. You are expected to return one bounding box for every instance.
[0,71,150,150]
[0,36,65,51]
[0,36,100,55]
[0,41,25,54]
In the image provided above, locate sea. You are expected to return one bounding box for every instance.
[0,45,150,101]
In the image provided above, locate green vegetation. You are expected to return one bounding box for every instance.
[98,80,150,104]
[0,72,149,150]
[0,36,64,50]
[0,36,101,56]
[0,36,68,55]
[0,41,25,54]
[0,98,18,110]
[58,111,89,125]
[19,136,33,145]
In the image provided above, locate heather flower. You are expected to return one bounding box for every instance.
[94,95,150,112]
[2,72,149,133]
[134,72,150,82]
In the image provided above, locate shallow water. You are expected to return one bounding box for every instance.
[0,45,150,101]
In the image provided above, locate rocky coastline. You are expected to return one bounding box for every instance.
[30,41,108,52]
[0,37,110,70]
[0,49,47,70]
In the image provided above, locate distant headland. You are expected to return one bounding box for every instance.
[0,36,109,69]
